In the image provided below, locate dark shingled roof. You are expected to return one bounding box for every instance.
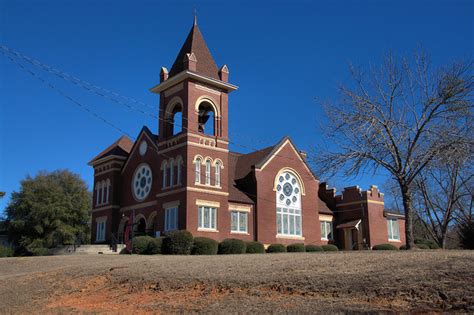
[89,136,133,164]
[318,198,333,215]
[169,22,219,80]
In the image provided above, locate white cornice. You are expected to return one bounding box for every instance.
[150,70,238,94]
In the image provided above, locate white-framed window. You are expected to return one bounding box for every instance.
[277,207,302,236]
[95,182,101,205]
[195,158,201,184]
[165,207,178,231]
[177,157,182,185]
[231,211,248,233]
[276,171,303,237]
[96,218,106,242]
[198,206,217,230]
[105,179,110,204]
[320,221,333,240]
[215,161,221,187]
[205,159,211,185]
[169,159,174,186]
[162,161,168,188]
[387,219,400,241]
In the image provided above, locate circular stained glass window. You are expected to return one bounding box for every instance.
[132,164,152,201]
[283,182,293,196]
[276,171,301,207]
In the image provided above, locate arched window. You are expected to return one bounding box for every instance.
[96,182,101,205]
[176,156,183,185]
[161,160,168,188]
[195,158,201,184]
[197,101,216,136]
[215,161,221,187]
[275,171,302,237]
[105,179,111,204]
[205,159,211,185]
[172,107,182,136]
[169,159,174,187]
[101,180,106,204]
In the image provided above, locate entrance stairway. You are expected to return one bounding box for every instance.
[50,244,126,255]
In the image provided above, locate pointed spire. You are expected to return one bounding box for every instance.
[168,18,220,80]
[194,8,198,26]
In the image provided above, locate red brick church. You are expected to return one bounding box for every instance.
[89,19,405,250]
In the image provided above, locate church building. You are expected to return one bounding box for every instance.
[88,19,405,250]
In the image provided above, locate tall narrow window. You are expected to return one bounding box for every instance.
[276,171,303,237]
[169,159,174,187]
[320,221,333,240]
[105,179,110,204]
[195,158,201,184]
[387,219,400,241]
[162,161,168,188]
[96,218,106,242]
[215,161,221,187]
[165,207,178,231]
[205,159,211,185]
[177,157,182,185]
[95,183,101,205]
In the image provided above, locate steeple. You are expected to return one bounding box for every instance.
[168,19,219,80]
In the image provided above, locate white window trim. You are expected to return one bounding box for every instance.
[198,206,217,231]
[276,206,302,237]
[95,217,107,242]
[215,162,221,187]
[320,221,333,241]
[165,207,178,231]
[162,161,168,188]
[205,159,211,185]
[388,219,401,242]
[169,160,174,187]
[177,158,182,185]
[195,159,201,184]
[230,210,248,234]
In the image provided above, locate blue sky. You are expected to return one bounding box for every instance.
[1,0,473,214]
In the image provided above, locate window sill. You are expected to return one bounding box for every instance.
[195,183,222,190]
[321,238,333,241]
[388,239,401,242]
[276,234,305,240]
[198,228,219,233]
[231,231,249,235]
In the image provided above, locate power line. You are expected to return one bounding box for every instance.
[0,44,315,169]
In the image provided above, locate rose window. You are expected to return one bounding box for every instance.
[276,172,301,207]
[132,164,152,201]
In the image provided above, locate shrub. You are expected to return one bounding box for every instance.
[322,244,338,252]
[132,236,155,255]
[245,241,265,254]
[305,245,323,252]
[458,220,474,249]
[218,238,246,254]
[148,237,163,255]
[287,243,305,252]
[372,244,399,250]
[415,243,430,250]
[415,238,439,249]
[0,246,13,257]
[162,230,194,255]
[119,247,130,255]
[399,245,407,250]
[192,237,218,255]
[267,244,286,253]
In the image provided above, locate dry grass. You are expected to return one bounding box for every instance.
[0,250,473,313]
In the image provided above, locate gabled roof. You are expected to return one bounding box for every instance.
[318,198,333,215]
[88,136,134,165]
[231,145,275,180]
[169,21,219,80]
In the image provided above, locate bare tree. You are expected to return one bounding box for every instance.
[313,50,473,249]
[414,160,473,248]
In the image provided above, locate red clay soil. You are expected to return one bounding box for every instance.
[0,251,473,314]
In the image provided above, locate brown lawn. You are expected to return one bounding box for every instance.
[0,250,473,314]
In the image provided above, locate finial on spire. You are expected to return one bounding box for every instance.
[193,8,198,26]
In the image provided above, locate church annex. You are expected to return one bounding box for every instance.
[89,19,405,250]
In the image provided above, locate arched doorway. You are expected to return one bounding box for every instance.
[134,215,147,237]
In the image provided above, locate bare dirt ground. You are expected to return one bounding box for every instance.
[0,251,473,314]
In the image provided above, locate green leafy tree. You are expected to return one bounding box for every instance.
[6,170,90,256]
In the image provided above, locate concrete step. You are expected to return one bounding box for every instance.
[50,244,127,255]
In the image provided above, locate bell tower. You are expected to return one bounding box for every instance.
[150,18,237,143]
